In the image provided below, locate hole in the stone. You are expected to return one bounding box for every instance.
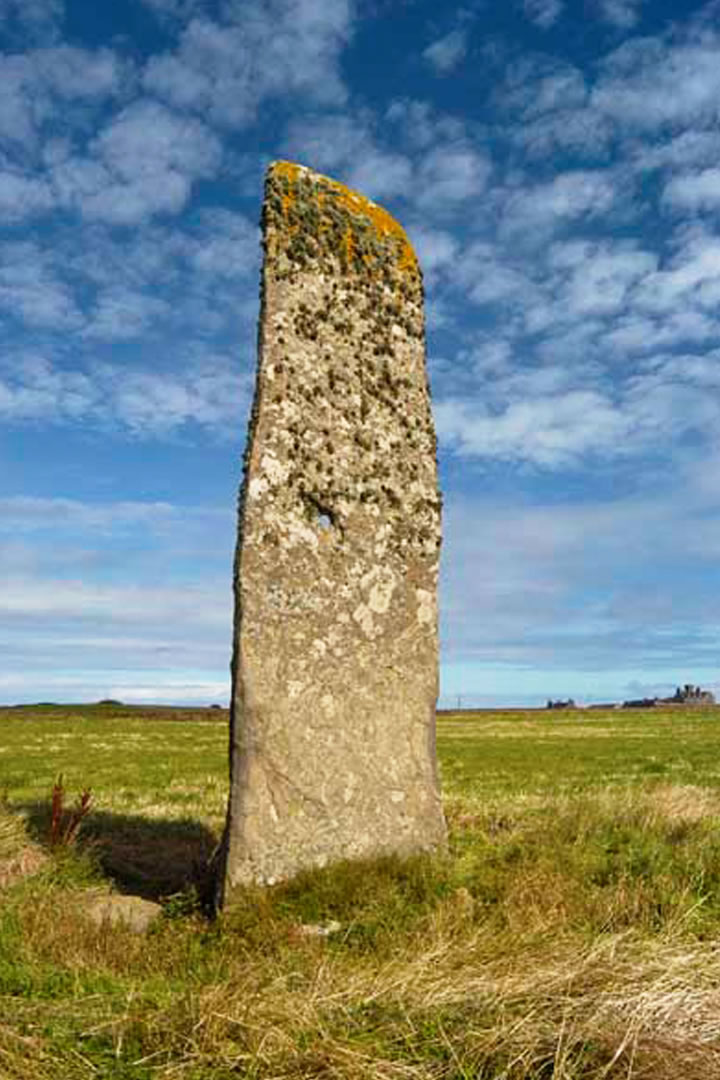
[302,492,335,530]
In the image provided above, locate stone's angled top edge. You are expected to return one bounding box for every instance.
[266,159,419,276]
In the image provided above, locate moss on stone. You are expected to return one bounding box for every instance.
[266,161,421,288]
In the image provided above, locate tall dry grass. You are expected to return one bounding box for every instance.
[5,783,720,1076]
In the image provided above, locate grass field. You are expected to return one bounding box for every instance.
[3,703,720,1077]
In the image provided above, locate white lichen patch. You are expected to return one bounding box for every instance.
[368,574,396,615]
[416,588,435,625]
[352,603,374,637]
[259,450,289,486]
[248,476,268,500]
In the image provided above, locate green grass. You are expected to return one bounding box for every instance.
[0,703,228,824]
[6,704,720,815]
[438,707,720,796]
[3,704,720,1077]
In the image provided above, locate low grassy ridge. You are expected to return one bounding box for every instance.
[3,704,720,1077]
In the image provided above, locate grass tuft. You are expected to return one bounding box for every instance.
[49,775,92,849]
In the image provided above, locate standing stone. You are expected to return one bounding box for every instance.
[218,161,446,898]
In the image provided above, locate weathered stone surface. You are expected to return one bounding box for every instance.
[218,161,446,897]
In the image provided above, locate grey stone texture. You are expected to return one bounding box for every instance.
[82,894,162,934]
[219,161,446,897]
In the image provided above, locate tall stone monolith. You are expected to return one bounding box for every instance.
[218,161,446,899]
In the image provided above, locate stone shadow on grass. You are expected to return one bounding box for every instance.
[18,800,219,902]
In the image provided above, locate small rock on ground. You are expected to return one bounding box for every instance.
[82,894,162,933]
[296,920,342,938]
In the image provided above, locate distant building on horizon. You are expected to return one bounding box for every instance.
[623,684,716,709]
[667,684,716,706]
[545,683,717,712]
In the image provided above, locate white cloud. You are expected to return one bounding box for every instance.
[632,131,720,173]
[423,30,467,74]
[94,101,217,182]
[469,341,514,376]
[432,309,720,468]
[36,45,128,99]
[596,0,645,28]
[552,240,657,317]
[622,369,720,438]
[529,317,606,361]
[646,351,720,392]
[0,497,233,546]
[523,0,564,29]
[0,169,54,221]
[663,168,720,212]
[49,157,108,207]
[185,209,259,278]
[502,170,618,235]
[604,311,718,352]
[385,99,467,149]
[0,668,230,706]
[444,239,541,317]
[593,36,720,130]
[136,0,200,18]
[0,496,179,532]
[64,99,224,226]
[0,47,143,227]
[284,106,488,216]
[441,484,720,688]
[0,492,235,704]
[0,355,96,422]
[42,211,258,317]
[406,224,459,281]
[0,250,84,329]
[283,112,413,202]
[0,354,251,436]
[82,288,171,341]
[414,144,491,212]
[471,260,534,308]
[144,0,354,129]
[0,46,129,149]
[632,235,720,313]
[497,59,613,159]
[523,69,587,117]
[0,205,258,343]
[498,58,585,116]
[283,113,363,173]
[347,149,414,203]
[0,577,228,627]
[106,362,246,435]
[0,58,45,145]
[435,390,632,468]
[103,680,229,705]
[0,0,64,42]
[43,100,223,226]
[514,108,614,160]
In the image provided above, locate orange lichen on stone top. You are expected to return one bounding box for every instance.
[269,160,419,276]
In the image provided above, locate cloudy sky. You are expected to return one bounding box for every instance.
[2,0,720,707]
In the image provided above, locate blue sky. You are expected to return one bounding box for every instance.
[2,0,720,707]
